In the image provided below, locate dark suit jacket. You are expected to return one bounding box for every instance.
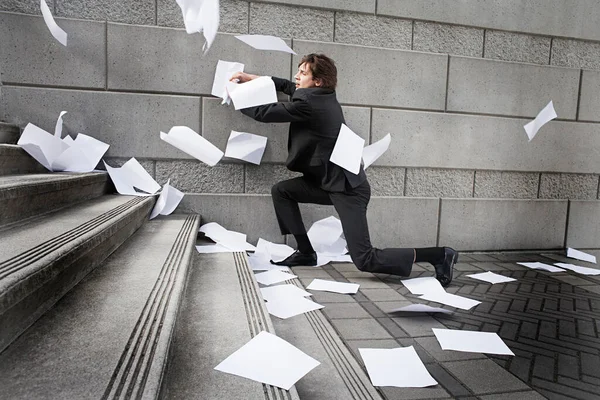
[241,77,367,193]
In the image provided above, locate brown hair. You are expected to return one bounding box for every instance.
[299,53,337,90]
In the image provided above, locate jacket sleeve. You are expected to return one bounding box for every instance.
[240,98,311,123]
[271,77,296,96]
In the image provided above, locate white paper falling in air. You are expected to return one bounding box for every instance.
[465,271,517,284]
[225,131,268,165]
[161,126,224,167]
[54,111,67,138]
[524,100,557,141]
[330,123,365,175]
[516,262,566,273]
[104,158,160,196]
[566,248,597,264]
[176,0,220,53]
[362,133,391,169]
[432,328,514,356]
[40,0,67,46]
[359,347,437,388]
[149,179,185,219]
[307,216,344,253]
[225,76,278,110]
[306,279,359,294]
[235,34,296,54]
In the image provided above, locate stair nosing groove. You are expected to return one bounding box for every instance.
[235,252,269,336]
[0,197,145,276]
[102,215,197,400]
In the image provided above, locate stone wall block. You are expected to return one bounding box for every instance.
[293,41,447,109]
[56,0,155,25]
[0,13,105,88]
[157,0,249,34]
[1,0,53,14]
[551,39,600,71]
[365,167,405,196]
[566,201,600,248]
[447,56,580,119]
[579,70,600,122]
[334,12,411,50]
[539,173,599,200]
[474,171,539,199]
[250,3,334,41]
[156,160,244,193]
[484,30,551,65]
[413,21,483,57]
[254,0,375,14]
[405,168,474,198]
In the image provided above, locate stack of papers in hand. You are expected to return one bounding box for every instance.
[212,60,244,104]
[198,222,256,252]
[225,76,278,110]
[161,126,224,166]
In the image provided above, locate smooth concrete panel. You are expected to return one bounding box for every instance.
[579,70,600,122]
[56,0,155,24]
[447,56,579,119]
[0,13,105,88]
[1,86,200,159]
[293,40,447,110]
[371,109,600,174]
[566,201,600,248]
[484,30,551,65]
[342,106,370,143]
[438,198,567,251]
[255,0,375,13]
[108,28,290,94]
[377,0,600,42]
[250,3,334,42]
[334,12,412,50]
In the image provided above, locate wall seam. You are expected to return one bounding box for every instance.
[575,69,583,121]
[482,29,486,58]
[597,175,600,200]
[154,0,158,25]
[472,170,477,197]
[411,20,415,50]
[247,2,251,34]
[435,198,442,247]
[332,11,336,42]
[403,168,408,196]
[444,55,450,111]
[563,200,570,248]
[537,173,542,198]
[105,22,108,91]
[548,37,554,65]
[368,107,373,144]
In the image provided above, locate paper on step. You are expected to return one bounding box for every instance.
[235,34,296,54]
[224,131,268,165]
[266,296,324,319]
[17,123,70,171]
[362,133,391,169]
[161,126,224,166]
[260,284,311,302]
[330,124,365,175]
[388,304,453,314]
[306,279,359,294]
[225,76,277,110]
[214,331,319,391]
[199,222,255,251]
[524,100,557,141]
[254,270,298,286]
[517,262,565,273]
[149,179,184,219]
[52,133,109,172]
[401,277,445,295]
[254,238,295,263]
[432,328,514,356]
[554,263,600,276]
[212,60,244,102]
[465,271,517,284]
[40,0,67,46]
[196,244,235,253]
[104,158,160,195]
[359,347,437,388]
[566,248,596,264]
[248,254,290,271]
[419,292,481,311]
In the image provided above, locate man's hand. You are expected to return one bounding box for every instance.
[230,72,260,83]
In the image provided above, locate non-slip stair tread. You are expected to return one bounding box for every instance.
[0,171,107,188]
[0,215,199,400]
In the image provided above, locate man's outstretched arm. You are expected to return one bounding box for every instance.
[240,99,311,123]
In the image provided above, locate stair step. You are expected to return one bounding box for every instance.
[0,122,20,145]
[0,144,47,175]
[0,194,155,352]
[0,172,110,228]
[0,214,199,399]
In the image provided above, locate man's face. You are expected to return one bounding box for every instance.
[294,63,320,89]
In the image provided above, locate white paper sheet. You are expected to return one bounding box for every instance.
[104,162,139,195]
[524,100,557,141]
[260,284,311,302]
[199,222,255,251]
[419,292,481,310]
[389,304,453,314]
[18,123,70,171]
[52,133,110,172]
[266,296,324,319]
[199,0,219,53]
[359,347,437,388]
[235,34,296,54]
[54,111,67,138]
[121,158,161,194]
[161,126,224,166]
[307,216,344,252]
[401,277,446,295]
[196,244,235,253]
[566,248,597,264]
[150,180,185,219]
[226,76,278,110]
[176,0,203,33]
[40,0,67,46]
[254,238,295,263]
[306,279,359,294]
[330,124,365,175]
[465,271,517,284]
[248,255,291,271]
[255,270,298,286]
[432,328,514,356]
[214,331,320,391]
[362,133,391,169]
[517,262,566,273]
[224,131,268,165]
[212,60,244,99]
[554,263,600,276]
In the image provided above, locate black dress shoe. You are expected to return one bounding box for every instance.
[270,250,318,267]
[434,247,458,287]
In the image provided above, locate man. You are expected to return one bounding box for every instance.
[230,54,458,287]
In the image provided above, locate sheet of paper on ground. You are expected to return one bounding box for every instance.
[432,328,514,356]
[359,347,437,387]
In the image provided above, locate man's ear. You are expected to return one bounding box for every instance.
[314,78,322,87]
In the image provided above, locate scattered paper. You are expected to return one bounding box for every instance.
[199,222,255,251]
[52,133,109,172]
[419,292,481,311]
[214,331,320,391]
[104,158,160,195]
[566,248,597,264]
[330,124,365,175]
[359,347,437,388]
[266,296,324,319]
[260,284,311,302]
[401,277,445,295]
[40,0,67,46]
[212,60,244,102]
[225,76,278,110]
[149,179,184,219]
[255,270,298,286]
[389,304,453,314]
[17,123,70,171]
[465,271,517,284]
[554,263,600,276]
[306,279,359,294]
[176,0,219,53]
[517,262,565,273]
[362,133,391,169]
[196,244,235,253]
[235,34,296,54]
[161,126,224,166]
[54,111,67,138]
[254,238,295,263]
[524,100,557,141]
[224,131,268,165]
[307,216,345,254]
[432,328,514,356]
[248,254,290,271]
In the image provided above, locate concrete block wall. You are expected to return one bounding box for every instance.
[2,1,600,251]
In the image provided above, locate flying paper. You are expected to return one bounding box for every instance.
[212,60,244,102]
[224,131,268,165]
[225,76,278,110]
[104,158,161,195]
[330,124,365,175]
[176,0,220,53]
[51,133,109,172]
[161,126,224,166]
[362,133,391,169]
[40,0,67,46]
[149,179,184,219]
[524,101,557,141]
[235,34,296,54]
[199,222,255,251]
[54,111,67,138]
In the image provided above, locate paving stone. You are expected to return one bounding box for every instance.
[375,317,409,339]
[581,352,600,379]
[469,262,508,271]
[348,277,390,289]
[426,363,472,397]
[320,302,370,319]
[374,301,416,315]
[558,353,580,380]
[334,12,412,50]
[308,290,357,303]
[360,289,406,302]
[508,356,532,383]
[532,377,600,400]
[329,318,393,340]
[552,275,597,286]
[359,302,390,318]
[339,270,376,279]
[453,263,483,272]
[532,354,555,381]
[413,21,483,57]
[292,269,332,279]
[479,391,547,400]
[444,359,530,394]
[392,315,445,337]
[380,386,451,400]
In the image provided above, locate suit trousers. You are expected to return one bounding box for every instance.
[271,177,414,276]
